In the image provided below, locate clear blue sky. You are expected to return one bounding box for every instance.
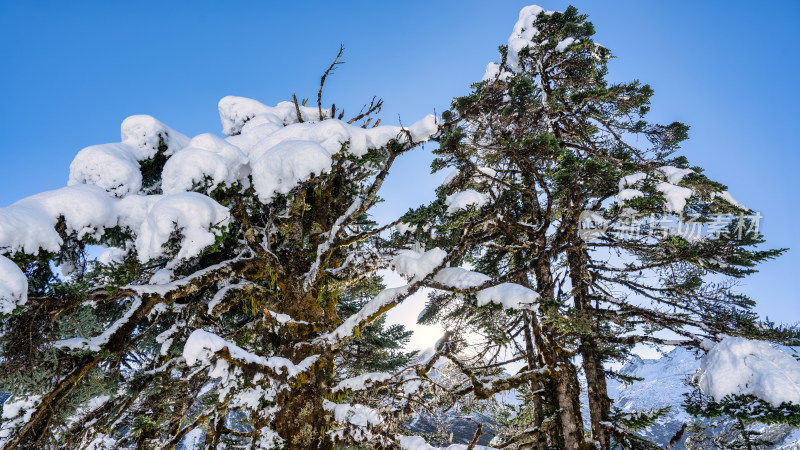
[1,1,798,324]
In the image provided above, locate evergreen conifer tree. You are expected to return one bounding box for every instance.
[416,4,800,449]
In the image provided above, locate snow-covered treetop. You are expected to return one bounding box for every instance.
[0,95,439,314]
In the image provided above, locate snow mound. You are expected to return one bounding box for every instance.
[697,336,800,407]
[656,182,693,213]
[0,184,117,254]
[218,96,325,136]
[393,248,447,280]
[656,166,694,185]
[68,143,142,197]
[0,255,27,314]
[445,190,489,214]
[134,192,230,262]
[475,283,539,310]
[120,114,190,160]
[433,267,490,290]
[161,133,249,194]
[507,5,548,72]
[618,189,644,202]
[248,115,437,161]
[251,140,333,203]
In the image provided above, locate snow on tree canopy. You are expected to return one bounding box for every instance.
[475,282,540,310]
[433,267,491,290]
[120,114,190,160]
[506,5,555,72]
[656,166,694,185]
[0,255,27,314]
[0,184,118,254]
[134,192,230,263]
[616,167,696,212]
[656,182,693,213]
[218,96,326,135]
[183,329,319,378]
[247,114,438,161]
[251,140,333,203]
[697,336,800,407]
[68,143,143,197]
[161,133,249,194]
[444,189,489,214]
[392,248,447,280]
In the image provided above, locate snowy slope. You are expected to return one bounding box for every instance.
[608,347,800,448]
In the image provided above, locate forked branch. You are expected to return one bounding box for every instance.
[318,44,345,121]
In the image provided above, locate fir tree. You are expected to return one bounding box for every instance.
[0,56,444,448]
[418,4,798,449]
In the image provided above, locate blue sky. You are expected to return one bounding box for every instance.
[1,1,798,325]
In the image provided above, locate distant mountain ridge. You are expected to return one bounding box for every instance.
[407,347,800,448]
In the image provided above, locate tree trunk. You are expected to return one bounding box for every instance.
[272,353,335,449]
[531,259,587,449]
[567,242,611,449]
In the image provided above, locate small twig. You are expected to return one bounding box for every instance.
[347,96,383,124]
[318,44,345,121]
[292,93,304,123]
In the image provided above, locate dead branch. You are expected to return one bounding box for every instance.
[318,44,345,121]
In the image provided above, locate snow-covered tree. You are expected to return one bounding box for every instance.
[411,5,800,449]
[0,67,453,447]
[2,5,800,450]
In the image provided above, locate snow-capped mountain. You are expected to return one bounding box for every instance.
[406,347,800,447]
[608,347,800,449]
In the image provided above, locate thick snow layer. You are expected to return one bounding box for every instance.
[393,248,447,280]
[226,122,284,154]
[134,192,230,262]
[68,143,142,197]
[656,166,694,185]
[251,140,333,203]
[161,133,249,194]
[0,255,26,314]
[248,115,438,161]
[656,182,693,213]
[475,282,539,310]
[333,372,393,393]
[555,37,575,52]
[618,172,647,191]
[697,336,800,407]
[323,400,382,428]
[114,194,162,235]
[445,190,489,214]
[1,395,41,420]
[183,329,318,377]
[433,267,490,290]
[218,96,323,136]
[120,115,190,160]
[482,62,512,82]
[0,184,118,255]
[618,188,645,202]
[506,5,549,72]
